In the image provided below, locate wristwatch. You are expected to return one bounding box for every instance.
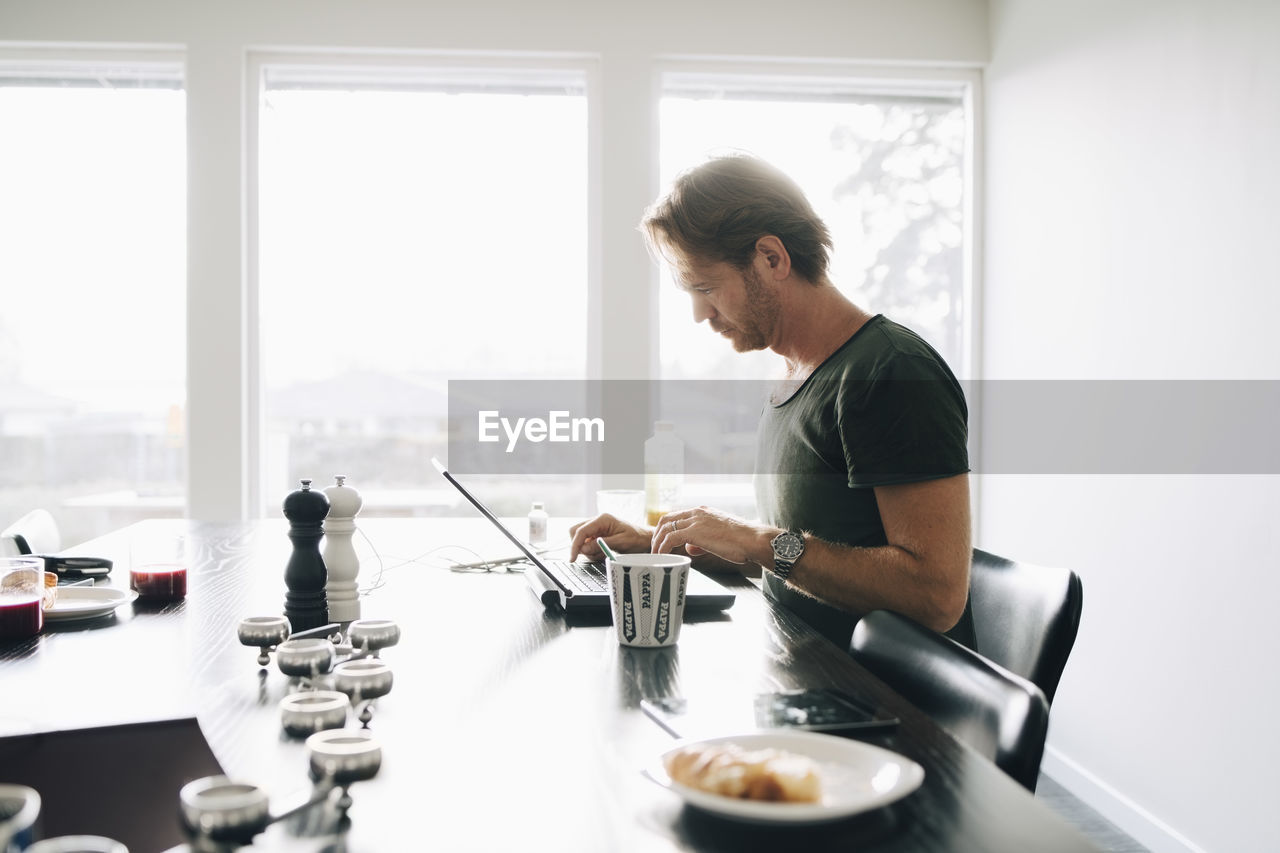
[769,530,805,580]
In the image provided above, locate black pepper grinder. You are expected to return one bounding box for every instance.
[283,478,330,632]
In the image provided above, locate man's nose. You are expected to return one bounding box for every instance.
[691,294,716,324]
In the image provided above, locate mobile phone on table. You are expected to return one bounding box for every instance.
[35,555,114,579]
[641,687,898,739]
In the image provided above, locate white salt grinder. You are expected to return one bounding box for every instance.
[323,474,363,622]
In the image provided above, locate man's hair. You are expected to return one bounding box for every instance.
[640,153,833,285]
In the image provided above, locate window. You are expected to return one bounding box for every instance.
[254,59,590,517]
[0,59,186,545]
[656,70,973,515]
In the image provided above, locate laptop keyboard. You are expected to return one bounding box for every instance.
[546,560,609,592]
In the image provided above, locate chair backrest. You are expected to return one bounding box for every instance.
[969,549,1083,705]
[1,509,62,556]
[850,609,1051,791]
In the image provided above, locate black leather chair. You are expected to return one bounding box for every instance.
[850,609,1050,791]
[968,548,1083,705]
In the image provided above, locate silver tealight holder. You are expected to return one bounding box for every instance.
[346,618,400,656]
[279,690,350,738]
[275,637,336,679]
[0,785,41,852]
[331,658,393,724]
[236,615,292,666]
[305,730,383,787]
[178,776,271,847]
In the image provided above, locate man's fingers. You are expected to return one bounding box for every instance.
[580,514,618,556]
[569,521,600,562]
[572,514,647,561]
[650,511,694,552]
[656,535,687,555]
[652,521,693,555]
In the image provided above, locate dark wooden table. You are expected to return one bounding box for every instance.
[1,519,1097,852]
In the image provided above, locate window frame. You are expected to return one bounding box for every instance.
[243,49,603,517]
[0,45,184,87]
[0,44,189,540]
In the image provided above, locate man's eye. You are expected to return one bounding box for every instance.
[694,287,713,295]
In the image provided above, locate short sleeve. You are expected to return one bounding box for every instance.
[836,354,969,487]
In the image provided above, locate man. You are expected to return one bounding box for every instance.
[569,153,974,648]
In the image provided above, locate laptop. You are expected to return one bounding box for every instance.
[432,458,736,613]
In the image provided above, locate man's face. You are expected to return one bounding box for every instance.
[675,256,780,353]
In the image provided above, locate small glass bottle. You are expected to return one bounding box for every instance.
[528,501,548,545]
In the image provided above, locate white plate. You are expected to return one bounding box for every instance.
[44,586,137,622]
[645,730,924,825]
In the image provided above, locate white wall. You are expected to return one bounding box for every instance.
[983,1,1280,851]
[0,0,987,520]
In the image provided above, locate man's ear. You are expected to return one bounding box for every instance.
[754,235,792,281]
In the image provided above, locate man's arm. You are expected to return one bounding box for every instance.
[651,473,971,633]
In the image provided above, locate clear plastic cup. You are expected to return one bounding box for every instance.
[595,489,646,526]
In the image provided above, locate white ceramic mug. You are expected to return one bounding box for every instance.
[606,553,691,647]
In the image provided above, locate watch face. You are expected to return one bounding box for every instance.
[774,532,804,560]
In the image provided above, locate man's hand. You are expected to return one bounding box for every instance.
[568,514,652,562]
[650,506,774,567]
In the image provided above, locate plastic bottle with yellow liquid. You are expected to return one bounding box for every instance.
[644,421,684,526]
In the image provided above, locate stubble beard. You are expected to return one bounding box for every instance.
[726,266,779,352]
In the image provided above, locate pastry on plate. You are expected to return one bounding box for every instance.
[664,741,822,803]
[42,571,59,610]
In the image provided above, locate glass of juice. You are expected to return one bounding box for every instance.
[129,530,188,601]
[0,557,45,641]
[131,562,188,601]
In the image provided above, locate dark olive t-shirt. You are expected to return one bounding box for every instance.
[754,314,975,650]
